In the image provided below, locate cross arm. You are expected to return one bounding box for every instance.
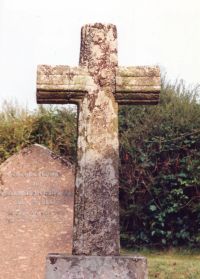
[37,65,91,104]
[115,66,161,105]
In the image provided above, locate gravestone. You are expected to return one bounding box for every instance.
[0,144,74,279]
[37,23,160,278]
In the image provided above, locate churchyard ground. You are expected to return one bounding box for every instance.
[122,249,200,279]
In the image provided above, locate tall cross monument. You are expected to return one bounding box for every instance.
[37,23,160,278]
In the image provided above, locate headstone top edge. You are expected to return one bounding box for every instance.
[0,144,74,169]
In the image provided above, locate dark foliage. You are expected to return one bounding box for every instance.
[119,79,200,248]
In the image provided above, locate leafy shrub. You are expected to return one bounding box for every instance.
[119,79,200,248]
[0,103,77,164]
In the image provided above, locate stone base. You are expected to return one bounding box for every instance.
[45,254,147,279]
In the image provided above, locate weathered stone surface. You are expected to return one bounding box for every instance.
[37,66,86,104]
[36,23,161,260]
[116,66,160,77]
[46,254,148,279]
[73,23,120,256]
[115,66,160,104]
[37,65,161,105]
[0,144,74,279]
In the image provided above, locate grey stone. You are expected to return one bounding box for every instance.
[37,23,161,257]
[46,254,148,279]
[36,22,160,278]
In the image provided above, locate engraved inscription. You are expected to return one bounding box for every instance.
[0,190,73,197]
[11,171,61,177]
[0,187,73,221]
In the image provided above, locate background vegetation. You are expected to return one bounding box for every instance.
[119,79,200,248]
[0,104,77,164]
[0,77,199,248]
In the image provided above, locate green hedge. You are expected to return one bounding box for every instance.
[119,79,200,248]
[0,104,77,164]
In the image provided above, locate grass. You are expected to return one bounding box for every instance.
[121,249,200,279]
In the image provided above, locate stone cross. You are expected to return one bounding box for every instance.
[36,23,160,257]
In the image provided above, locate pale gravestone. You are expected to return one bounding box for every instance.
[0,144,74,279]
[37,23,160,278]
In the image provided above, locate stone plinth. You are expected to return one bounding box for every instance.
[45,254,147,279]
